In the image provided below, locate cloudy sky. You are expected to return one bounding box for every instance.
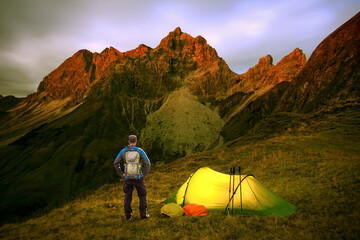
[0,0,359,97]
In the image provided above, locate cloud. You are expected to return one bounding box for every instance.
[0,0,359,96]
[0,65,38,97]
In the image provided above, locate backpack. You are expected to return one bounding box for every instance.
[124,148,142,179]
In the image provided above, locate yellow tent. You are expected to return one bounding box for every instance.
[164,167,296,217]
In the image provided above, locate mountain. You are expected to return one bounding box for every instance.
[230,48,306,94]
[1,10,359,224]
[218,48,307,140]
[0,27,240,222]
[277,11,360,113]
[0,95,23,112]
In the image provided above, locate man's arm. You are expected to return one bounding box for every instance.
[138,148,151,177]
[114,148,126,178]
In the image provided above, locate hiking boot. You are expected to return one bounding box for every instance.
[141,214,150,219]
[126,214,132,221]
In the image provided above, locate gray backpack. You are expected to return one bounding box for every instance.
[124,149,142,179]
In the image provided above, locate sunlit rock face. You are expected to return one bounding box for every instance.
[38,47,124,102]
[149,27,239,100]
[277,12,360,113]
[37,27,238,103]
[231,48,306,94]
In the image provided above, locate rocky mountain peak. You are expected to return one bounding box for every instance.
[195,35,207,45]
[37,49,95,100]
[143,27,238,99]
[258,55,273,66]
[277,48,306,67]
[174,26,182,35]
[277,11,360,112]
[157,27,186,50]
[168,26,183,38]
[37,46,123,102]
[74,49,93,59]
[34,27,238,103]
[291,47,304,57]
[156,27,209,52]
[231,49,307,94]
[125,44,152,57]
[94,46,123,68]
[99,46,121,57]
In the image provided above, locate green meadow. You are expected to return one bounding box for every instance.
[1,99,359,239]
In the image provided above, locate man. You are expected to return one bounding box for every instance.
[114,135,151,220]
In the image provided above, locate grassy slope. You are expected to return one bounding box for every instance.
[141,88,223,161]
[0,99,359,240]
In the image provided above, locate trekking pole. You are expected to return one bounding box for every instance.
[228,168,232,215]
[232,166,235,215]
[239,166,242,214]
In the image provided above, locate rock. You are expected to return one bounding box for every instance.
[277,12,360,112]
[259,55,273,65]
[124,44,152,58]
[231,49,306,94]
[36,27,238,103]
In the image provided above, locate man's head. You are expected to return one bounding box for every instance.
[128,135,137,145]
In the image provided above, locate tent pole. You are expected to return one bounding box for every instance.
[224,174,254,214]
[227,168,232,215]
[181,168,201,207]
[239,166,242,214]
[232,167,235,215]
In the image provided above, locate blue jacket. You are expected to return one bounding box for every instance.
[114,145,151,179]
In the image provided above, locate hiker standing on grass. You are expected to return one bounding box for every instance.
[114,135,151,220]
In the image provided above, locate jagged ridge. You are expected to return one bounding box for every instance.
[277,12,360,112]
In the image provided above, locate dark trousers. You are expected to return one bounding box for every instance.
[123,178,147,218]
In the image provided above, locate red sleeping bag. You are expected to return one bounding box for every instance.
[182,203,208,216]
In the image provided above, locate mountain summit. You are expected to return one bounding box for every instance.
[231,48,306,94]
[35,27,238,105]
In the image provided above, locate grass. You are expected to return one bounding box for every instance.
[141,88,223,161]
[0,97,78,147]
[1,101,359,239]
